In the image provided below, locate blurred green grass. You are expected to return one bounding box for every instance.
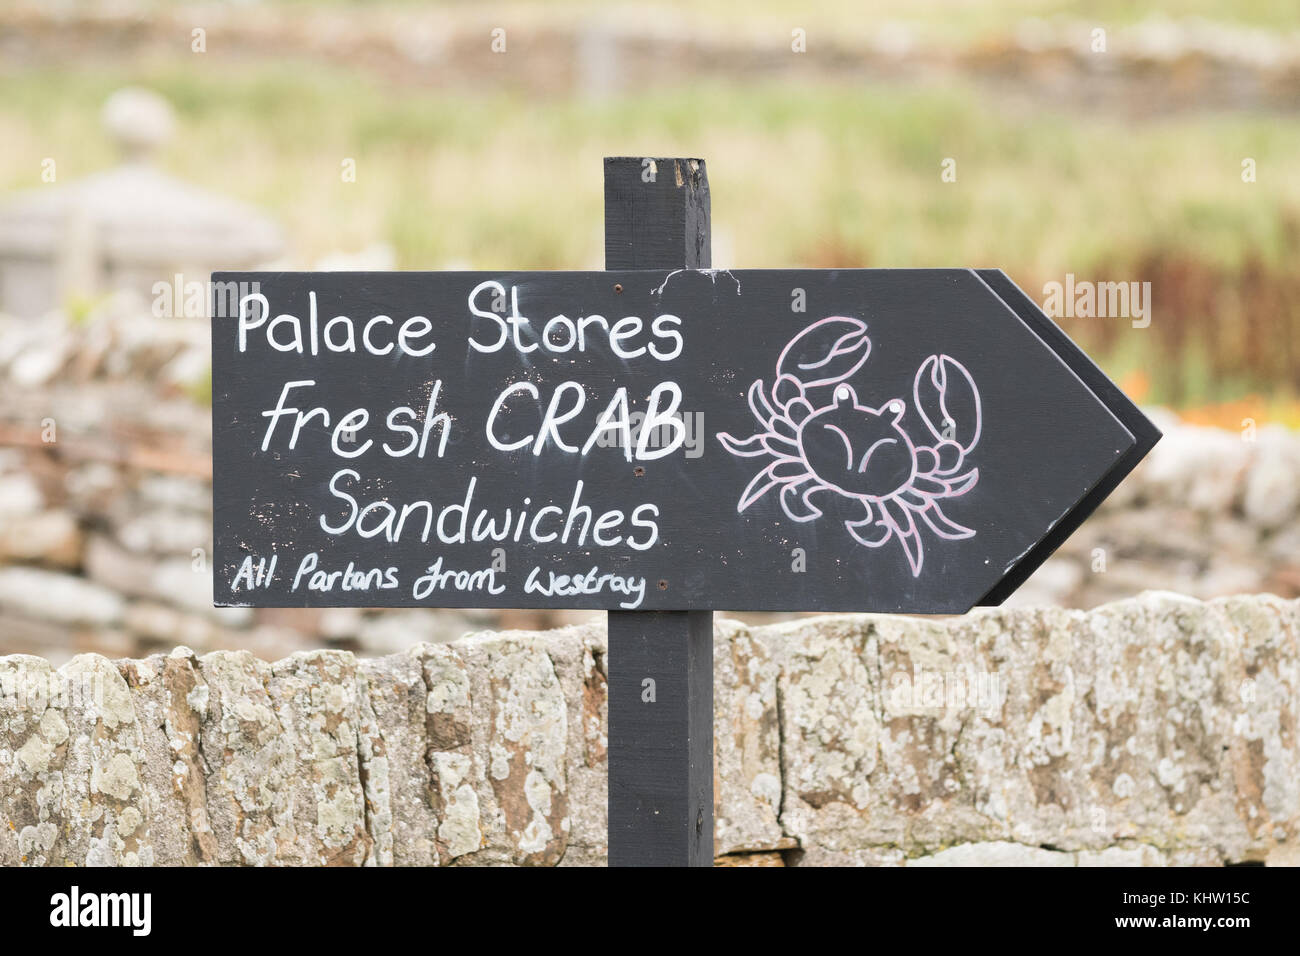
[1,56,1297,407]
[181,0,1300,34]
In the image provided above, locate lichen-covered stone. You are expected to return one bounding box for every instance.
[194,650,295,864]
[751,592,1299,865]
[267,651,370,865]
[0,595,1295,866]
[419,641,482,864]
[534,623,606,866]
[908,841,1075,867]
[356,647,438,866]
[0,655,66,866]
[117,648,217,865]
[713,619,783,855]
[59,653,153,865]
[456,632,570,865]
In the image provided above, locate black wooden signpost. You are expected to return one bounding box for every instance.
[604,158,714,866]
[211,157,1159,867]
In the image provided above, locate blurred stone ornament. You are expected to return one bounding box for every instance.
[0,88,283,318]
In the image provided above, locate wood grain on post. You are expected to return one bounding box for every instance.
[604,156,714,867]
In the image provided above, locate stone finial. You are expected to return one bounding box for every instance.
[0,86,282,316]
[100,87,175,163]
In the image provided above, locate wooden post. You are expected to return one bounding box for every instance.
[604,157,714,867]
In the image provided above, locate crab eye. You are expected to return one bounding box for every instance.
[888,400,903,414]
[835,385,852,402]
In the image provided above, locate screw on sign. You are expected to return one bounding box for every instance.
[210,158,1160,866]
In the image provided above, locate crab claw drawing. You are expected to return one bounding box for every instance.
[914,354,982,453]
[719,315,983,579]
[776,316,872,388]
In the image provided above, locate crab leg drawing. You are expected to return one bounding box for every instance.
[716,316,983,577]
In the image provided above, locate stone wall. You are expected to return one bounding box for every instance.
[2,306,1299,664]
[8,2,1300,113]
[1,592,1295,866]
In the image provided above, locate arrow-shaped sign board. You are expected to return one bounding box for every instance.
[211,268,1158,614]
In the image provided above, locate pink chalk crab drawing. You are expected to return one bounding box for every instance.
[716,316,983,577]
